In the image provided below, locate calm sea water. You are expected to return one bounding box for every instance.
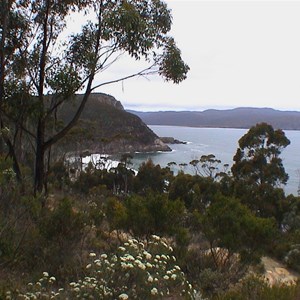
[130,125,300,196]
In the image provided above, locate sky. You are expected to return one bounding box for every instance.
[74,1,300,112]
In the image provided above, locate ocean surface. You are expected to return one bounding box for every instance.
[129,125,300,196]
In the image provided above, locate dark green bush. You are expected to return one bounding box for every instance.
[216,275,300,300]
[36,198,86,277]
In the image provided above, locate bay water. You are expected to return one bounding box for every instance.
[130,125,300,196]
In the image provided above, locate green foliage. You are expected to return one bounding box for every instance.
[201,195,276,265]
[0,123,298,299]
[231,123,290,222]
[169,173,218,210]
[39,198,84,241]
[133,159,167,193]
[270,196,300,272]
[0,156,35,264]
[1,0,189,193]
[189,154,228,179]
[158,37,190,83]
[270,228,300,263]
[232,122,290,186]
[0,156,18,211]
[14,236,198,299]
[198,268,230,298]
[235,181,288,222]
[48,160,70,190]
[217,275,300,300]
[282,195,300,232]
[106,197,128,231]
[284,242,300,272]
[110,162,135,194]
[72,168,114,194]
[36,198,86,275]
[168,173,195,208]
[58,97,164,161]
[178,247,246,298]
[106,193,185,238]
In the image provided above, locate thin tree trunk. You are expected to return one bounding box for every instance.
[34,0,104,194]
[4,131,22,181]
[34,0,50,195]
[0,1,22,182]
[34,120,45,194]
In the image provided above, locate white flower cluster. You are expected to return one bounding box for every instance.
[12,235,200,299]
[14,272,57,299]
[71,235,197,299]
[2,168,16,181]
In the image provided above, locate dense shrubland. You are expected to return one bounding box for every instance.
[0,123,299,299]
[1,0,298,298]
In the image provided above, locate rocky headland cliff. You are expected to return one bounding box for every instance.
[56,93,170,156]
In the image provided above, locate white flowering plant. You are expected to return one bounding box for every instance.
[11,272,58,300]
[72,235,196,299]
[14,235,199,299]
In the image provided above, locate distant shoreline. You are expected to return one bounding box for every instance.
[129,107,300,131]
[151,124,300,132]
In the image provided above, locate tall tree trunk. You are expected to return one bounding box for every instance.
[3,126,22,181]
[0,0,22,182]
[34,0,103,194]
[0,0,9,156]
[34,120,45,194]
[34,0,50,195]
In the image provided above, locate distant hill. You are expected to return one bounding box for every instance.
[55,93,170,156]
[128,107,300,130]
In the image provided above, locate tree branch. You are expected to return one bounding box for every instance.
[44,0,105,150]
[90,65,158,91]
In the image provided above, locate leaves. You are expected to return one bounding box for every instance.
[202,195,276,265]
[232,123,290,186]
[0,0,188,192]
[158,37,189,83]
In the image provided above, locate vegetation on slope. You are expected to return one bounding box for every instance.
[0,0,188,194]
[56,93,171,155]
[0,123,299,299]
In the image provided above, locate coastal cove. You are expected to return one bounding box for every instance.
[129,125,300,196]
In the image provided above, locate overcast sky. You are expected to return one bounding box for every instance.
[91,1,300,111]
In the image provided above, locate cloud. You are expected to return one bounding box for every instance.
[92,1,300,111]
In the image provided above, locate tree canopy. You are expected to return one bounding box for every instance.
[201,195,276,266]
[0,0,189,193]
[232,122,290,187]
[231,123,291,221]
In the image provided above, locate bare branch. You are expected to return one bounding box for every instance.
[0,108,35,138]
[44,0,105,150]
[91,65,158,91]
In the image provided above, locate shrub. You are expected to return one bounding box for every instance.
[48,160,70,190]
[13,235,201,299]
[216,275,300,300]
[284,244,300,272]
[106,193,186,238]
[36,198,86,276]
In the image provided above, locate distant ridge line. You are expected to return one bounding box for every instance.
[128,107,300,130]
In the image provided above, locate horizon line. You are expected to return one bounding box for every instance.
[124,105,300,113]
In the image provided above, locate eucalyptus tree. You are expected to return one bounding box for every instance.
[0,0,31,181]
[231,123,290,220]
[232,123,290,187]
[0,0,189,193]
[201,195,276,268]
[189,154,229,179]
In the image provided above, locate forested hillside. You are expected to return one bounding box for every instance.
[1,123,299,300]
[55,93,171,156]
[0,0,299,299]
[130,107,300,130]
